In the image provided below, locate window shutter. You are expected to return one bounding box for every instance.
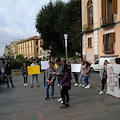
[111,32,115,43]
[103,34,107,44]
[112,0,117,14]
[101,0,106,17]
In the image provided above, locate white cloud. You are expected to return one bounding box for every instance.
[0,0,68,56]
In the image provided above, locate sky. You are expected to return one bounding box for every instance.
[0,0,69,56]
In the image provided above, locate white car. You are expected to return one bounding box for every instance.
[90,57,116,72]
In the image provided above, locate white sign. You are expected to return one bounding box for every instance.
[71,64,81,72]
[41,61,49,70]
[107,64,120,98]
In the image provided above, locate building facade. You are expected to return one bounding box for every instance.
[82,0,119,63]
[4,41,18,58]
[17,36,43,59]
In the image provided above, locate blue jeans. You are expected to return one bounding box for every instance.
[84,76,89,85]
[46,82,54,97]
[73,73,78,83]
[80,73,84,84]
[44,73,46,87]
[58,79,62,90]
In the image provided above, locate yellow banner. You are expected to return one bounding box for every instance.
[28,65,40,75]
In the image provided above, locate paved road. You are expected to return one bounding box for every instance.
[0,72,120,120]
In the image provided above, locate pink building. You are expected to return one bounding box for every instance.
[82,0,119,63]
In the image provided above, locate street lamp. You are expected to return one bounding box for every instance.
[64,34,68,61]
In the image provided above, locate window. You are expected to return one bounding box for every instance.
[87,0,93,28]
[88,37,93,48]
[101,0,117,25]
[36,41,38,45]
[94,60,99,65]
[103,32,115,53]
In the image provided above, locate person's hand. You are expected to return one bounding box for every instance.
[56,73,60,75]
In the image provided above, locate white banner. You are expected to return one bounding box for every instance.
[41,61,49,70]
[107,64,120,98]
[71,64,81,72]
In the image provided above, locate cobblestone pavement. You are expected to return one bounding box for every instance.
[0,72,120,120]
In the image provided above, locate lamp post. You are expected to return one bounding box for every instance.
[64,34,68,61]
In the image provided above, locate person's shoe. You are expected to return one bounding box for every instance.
[37,85,40,87]
[51,96,54,100]
[30,85,33,88]
[74,83,78,87]
[59,104,66,109]
[43,84,46,87]
[24,84,26,86]
[65,103,69,107]
[99,91,104,95]
[45,97,49,100]
[26,83,28,86]
[86,84,90,89]
[82,84,85,87]
[58,98,62,102]
[58,84,60,87]
[12,85,15,88]
[61,100,63,104]
[84,85,88,89]
[79,84,82,87]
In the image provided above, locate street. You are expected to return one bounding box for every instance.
[0,72,120,120]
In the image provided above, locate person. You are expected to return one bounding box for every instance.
[45,61,56,100]
[83,62,91,89]
[67,60,71,71]
[79,60,85,87]
[30,59,40,88]
[4,63,14,88]
[22,63,28,86]
[73,61,79,87]
[56,58,64,102]
[0,69,2,83]
[99,60,108,94]
[60,64,71,108]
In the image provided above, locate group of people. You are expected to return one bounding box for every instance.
[0,58,109,109]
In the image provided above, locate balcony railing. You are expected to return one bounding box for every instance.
[100,14,116,27]
[103,43,114,54]
[83,24,93,32]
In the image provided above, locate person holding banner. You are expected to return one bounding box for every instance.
[30,59,40,88]
[22,63,28,86]
[83,62,91,89]
[99,60,108,95]
[45,61,56,100]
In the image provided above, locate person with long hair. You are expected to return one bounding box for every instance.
[79,60,85,87]
[99,60,108,94]
[60,64,71,108]
[5,63,14,88]
[83,62,91,89]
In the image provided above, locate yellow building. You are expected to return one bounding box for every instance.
[82,0,119,63]
[17,36,43,59]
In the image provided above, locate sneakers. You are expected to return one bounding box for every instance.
[85,84,90,89]
[61,100,63,104]
[59,104,66,109]
[79,84,82,87]
[99,91,104,95]
[51,97,54,100]
[74,83,78,87]
[30,85,33,88]
[58,84,60,87]
[45,97,49,100]
[24,83,28,86]
[82,84,85,87]
[58,98,62,102]
[37,85,40,87]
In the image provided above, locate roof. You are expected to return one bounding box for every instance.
[17,36,41,44]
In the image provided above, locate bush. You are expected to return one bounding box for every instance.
[10,60,23,69]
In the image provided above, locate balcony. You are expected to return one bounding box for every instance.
[100,14,116,27]
[103,43,114,54]
[83,24,93,33]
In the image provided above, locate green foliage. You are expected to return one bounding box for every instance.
[36,0,82,57]
[16,54,24,61]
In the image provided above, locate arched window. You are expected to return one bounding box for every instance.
[87,0,93,28]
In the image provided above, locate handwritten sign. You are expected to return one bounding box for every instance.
[41,61,49,70]
[71,64,81,72]
[28,65,40,75]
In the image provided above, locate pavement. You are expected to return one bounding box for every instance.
[0,72,120,120]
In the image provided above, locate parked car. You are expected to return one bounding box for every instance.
[90,57,117,72]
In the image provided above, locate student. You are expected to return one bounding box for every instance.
[99,60,108,94]
[79,60,85,87]
[22,63,28,86]
[73,61,79,87]
[56,58,64,102]
[30,59,40,88]
[5,63,14,88]
[45,61,56,100]
[60,64,71,108]
[83,62,91,89]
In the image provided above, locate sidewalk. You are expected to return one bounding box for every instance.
[0,72,119,120]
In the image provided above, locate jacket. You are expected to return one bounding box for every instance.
[80,65,85,74]
[57,63,64,79]
[5,66,12,75]
[22,66,28,75]
[83,66,91,76]
[45,66,56,81]
[61,72,71,88]
[99,65,107,80]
